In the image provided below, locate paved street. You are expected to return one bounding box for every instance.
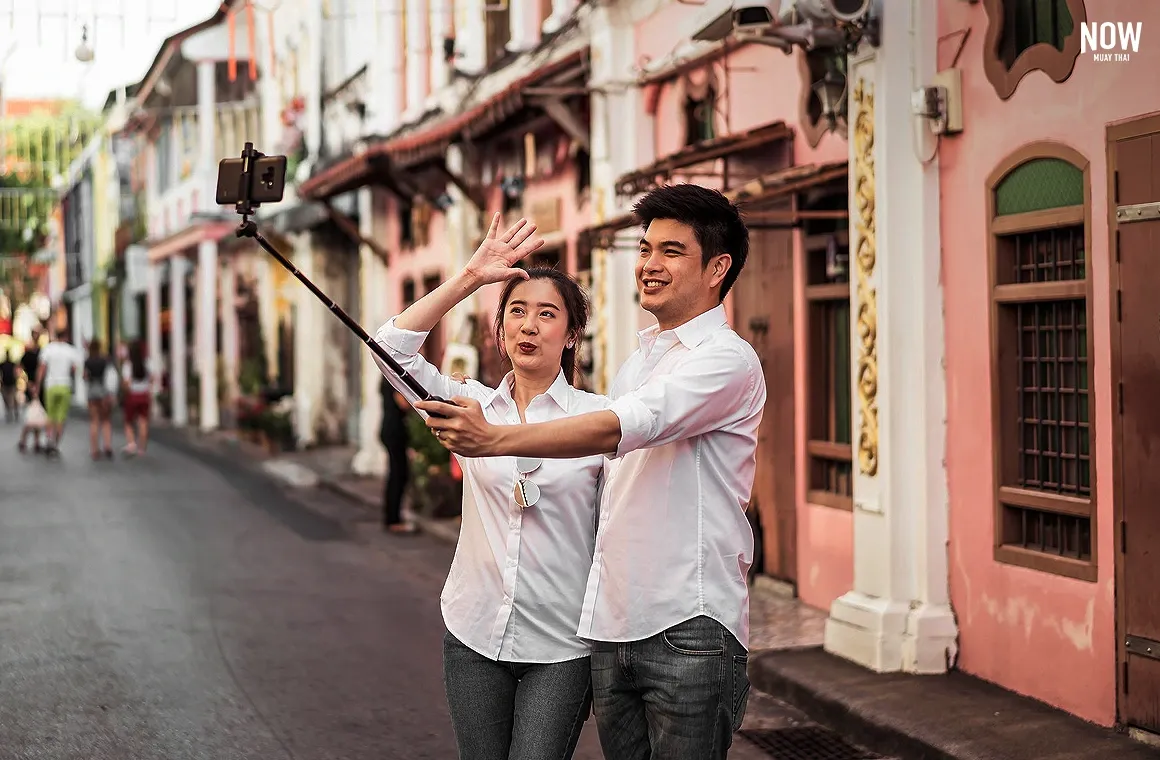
[0,418,785,760]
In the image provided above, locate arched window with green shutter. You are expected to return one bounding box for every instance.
[994,157,1085,216]
[986,144,1095,582]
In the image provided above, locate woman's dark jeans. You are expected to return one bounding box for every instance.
[443,631,592,760]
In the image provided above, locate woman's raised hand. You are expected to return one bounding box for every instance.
[463,213,545,285]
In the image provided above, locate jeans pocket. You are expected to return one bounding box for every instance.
[731,654,750,732]
[660,616,726,656]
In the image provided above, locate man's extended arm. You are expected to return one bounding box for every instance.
[417,340,763,459]
[492,410,622,458]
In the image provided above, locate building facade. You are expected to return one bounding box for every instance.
[937,0,1158,733]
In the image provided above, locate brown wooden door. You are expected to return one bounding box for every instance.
[1115,128,1160,732]
[732,227,797,583]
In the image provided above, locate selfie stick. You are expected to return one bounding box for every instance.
[228,143,448,407]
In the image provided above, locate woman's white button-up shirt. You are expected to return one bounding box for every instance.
[375,317,610,663]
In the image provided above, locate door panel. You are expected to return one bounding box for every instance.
[1116,131,1160,732]
[733,228,796,583]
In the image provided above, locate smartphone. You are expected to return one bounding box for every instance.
[216,154,288,206]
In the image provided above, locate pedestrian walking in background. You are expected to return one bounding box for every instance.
[0,349,17,423]
[375,215,604,760]
[120,341,154,457]
[84,339,115,460]
[379,376,417,534]
[17,331,44,453]
[36,330,84,458]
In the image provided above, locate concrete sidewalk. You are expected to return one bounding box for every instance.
[749,635,1160,760]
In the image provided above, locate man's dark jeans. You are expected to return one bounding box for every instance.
[591,615,750,760]
[443,631,592,760]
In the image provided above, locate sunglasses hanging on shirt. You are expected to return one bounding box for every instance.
[514,457,543,509]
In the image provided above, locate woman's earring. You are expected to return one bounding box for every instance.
[566,341,575,349]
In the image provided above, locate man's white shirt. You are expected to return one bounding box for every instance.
[577,303,766,650]
[375,317,609,663]
[39,342,83,389]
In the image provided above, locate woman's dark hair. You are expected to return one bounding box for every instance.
[129,341,148,382]
[493,267,589,384]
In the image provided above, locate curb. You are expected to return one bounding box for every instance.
[748,647,1160,760]
[748,650,944,760]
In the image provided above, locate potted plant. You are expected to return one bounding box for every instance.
[405,413,463,519]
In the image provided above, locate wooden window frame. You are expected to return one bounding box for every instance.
[982,0,1087,101]
[805,227,853,511]
[987,141,1097,582]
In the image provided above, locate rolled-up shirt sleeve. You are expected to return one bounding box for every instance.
[608,343,765,458]
[374,316,491,403]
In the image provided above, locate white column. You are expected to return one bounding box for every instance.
[506,0,539,53]
[169,257,188,427]
[292,232,322,447]
[197,59,216,202]
[404,0,430,120]
[823,0,958,675]
[444,145,479,349]
[352,187,386,476]
[456,0,486,75]
[372,0,405,135]
[255,255,279,386]
[542,0,577,35]
[428,0,452,101]
[146,262,163,404]
[589,2,645,392]
[220,256,239,418]
[304,0,324,165]
[196,239,219,431]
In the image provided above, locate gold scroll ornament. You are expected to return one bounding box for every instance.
[852,78,879,478]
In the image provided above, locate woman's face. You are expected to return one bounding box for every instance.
[502,279,573,379]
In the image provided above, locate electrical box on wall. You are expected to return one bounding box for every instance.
[931,68,964,134]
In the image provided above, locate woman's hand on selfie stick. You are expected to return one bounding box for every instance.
[394,213,543,334]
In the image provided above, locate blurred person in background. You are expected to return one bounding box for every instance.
[17,330,44,452]
[120,341,154,457]
[379,376,417,534]
[0,349,17,422]
[37,329,84,458]
[84,339,115,460]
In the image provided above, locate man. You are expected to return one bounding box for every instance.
[417,184,765,759]
[37,330,84,457]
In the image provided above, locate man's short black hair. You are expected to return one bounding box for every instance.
[633,183,749,300]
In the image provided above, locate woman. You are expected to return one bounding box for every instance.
[84,339,114,460]
[120,341,154,457]
[374,214,606,760]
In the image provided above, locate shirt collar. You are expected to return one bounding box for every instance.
[637,303,729,352]
[483,368,574,413]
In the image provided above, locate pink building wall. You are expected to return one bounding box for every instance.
[377,190,451,328]
[938,0,1158,726]
[635,6,852,612]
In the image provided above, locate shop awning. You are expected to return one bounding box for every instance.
[614,120,792,197]
[298,49,590,201]
[146,218,237,263]
[577,160,848,255]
